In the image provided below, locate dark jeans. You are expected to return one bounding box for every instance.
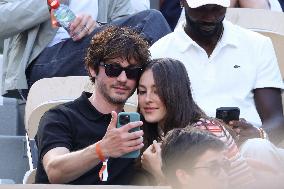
[25,10,171,99]
[279,0,284,11]
[160,0,183,31]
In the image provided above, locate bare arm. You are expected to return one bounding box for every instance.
[43,146,100,184]
[229,89,284,145]
[254,88,284,144]
[0,0,50,39]
[42,111,144,184]
[230,0,239,7]
[238,0,270,9]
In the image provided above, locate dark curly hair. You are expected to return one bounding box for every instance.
[85,26,151,83]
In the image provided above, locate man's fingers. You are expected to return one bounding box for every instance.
[107,111,118,131]
[229,119,249,129]
[126,137,143,147]
[121,121,143,132]
[85,19,97,34]
[127,130,144,140]
[70,14,93,40]
[69,15,82,32]
[87,22,98,34]
[124,143,144,154]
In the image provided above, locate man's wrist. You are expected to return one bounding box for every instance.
[95,141,108,161]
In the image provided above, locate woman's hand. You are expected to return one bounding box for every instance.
[141,140,166,184]
[69,14,98,41]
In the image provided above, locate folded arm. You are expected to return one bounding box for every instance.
[0,0,50,39]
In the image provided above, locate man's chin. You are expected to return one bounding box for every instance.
[109,94,130,105]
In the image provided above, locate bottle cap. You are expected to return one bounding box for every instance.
[49,0,60,9]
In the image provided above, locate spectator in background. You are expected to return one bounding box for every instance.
[176,0,282,30]
[35,26,149,184]
[150,0,284,145]
[0,0,171,99]
[161,127,229,189]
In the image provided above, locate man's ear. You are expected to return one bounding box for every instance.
[176,169,190,185]
[89,66,97,78]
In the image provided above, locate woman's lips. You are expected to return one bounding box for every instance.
[143,107,158,113]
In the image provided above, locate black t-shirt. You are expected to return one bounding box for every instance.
[35,92,135,184]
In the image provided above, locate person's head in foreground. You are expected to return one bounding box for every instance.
[161,127,229,189]
[85,26,150,106]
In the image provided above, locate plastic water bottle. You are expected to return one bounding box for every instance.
[49,0,76,32]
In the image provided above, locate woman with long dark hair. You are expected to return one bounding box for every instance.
[136,58,253,186]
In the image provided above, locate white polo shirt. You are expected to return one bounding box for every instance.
[150,20,284,127]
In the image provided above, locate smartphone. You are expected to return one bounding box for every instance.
[117,112,141,158]
[216,107,240,124]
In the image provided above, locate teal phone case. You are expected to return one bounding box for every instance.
[117,112,141,158]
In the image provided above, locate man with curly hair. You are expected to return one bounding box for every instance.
[35,26,150,184]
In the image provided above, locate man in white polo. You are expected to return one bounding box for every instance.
[150,0,284,144]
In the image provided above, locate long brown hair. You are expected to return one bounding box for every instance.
[139,58,207,149]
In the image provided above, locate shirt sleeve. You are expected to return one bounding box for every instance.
[0,0,50,39]
[36,107,74,161]
[254,36,284,90]
[108,0,133,22]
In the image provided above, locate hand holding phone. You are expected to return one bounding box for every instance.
[216,107,240,124]
[117,112,141,158]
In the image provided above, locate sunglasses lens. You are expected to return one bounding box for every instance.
[105,64,122,77]
[125,67,142,79]
[102,63,142,79]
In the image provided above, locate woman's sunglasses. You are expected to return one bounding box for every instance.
[99,62,143,80]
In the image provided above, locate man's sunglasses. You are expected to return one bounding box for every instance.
[99,62,143,80]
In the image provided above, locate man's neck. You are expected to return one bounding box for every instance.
[88,91,124,114]
[184,24,223,57]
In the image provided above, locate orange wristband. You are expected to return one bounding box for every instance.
[95,142,106,162]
